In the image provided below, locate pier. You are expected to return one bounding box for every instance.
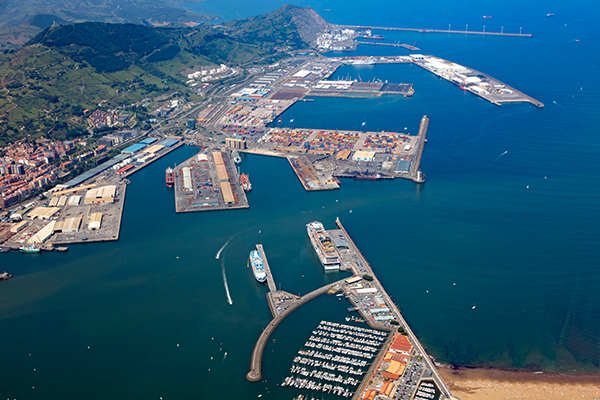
[334,218,454,399]
[409,115,429,182]
[173,150,249,212]
[343,25,532,37]
[287,155,340,191]
[120,140,185,179]
[413,55,544,108]
[256,244,277,293]
[355,41,421,51]
[246,218,454,399]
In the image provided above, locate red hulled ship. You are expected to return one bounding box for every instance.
[166,167,174,188]
[240,173,252,192]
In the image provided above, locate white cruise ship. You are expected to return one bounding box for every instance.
[250,249,267,283]
[307,221,341,270]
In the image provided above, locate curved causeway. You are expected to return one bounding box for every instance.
[246,279,348,382]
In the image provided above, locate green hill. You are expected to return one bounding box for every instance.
[221,4,326,48]
[0,0,215,49]
[0,5,324,145]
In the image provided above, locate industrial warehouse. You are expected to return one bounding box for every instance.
[0,181,127,250]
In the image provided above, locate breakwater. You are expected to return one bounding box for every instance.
[341,25,532,37]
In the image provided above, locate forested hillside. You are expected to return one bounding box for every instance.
[0,5,324,145]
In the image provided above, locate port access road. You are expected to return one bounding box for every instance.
[334,218,454,399]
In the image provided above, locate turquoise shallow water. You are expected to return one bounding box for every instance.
[2,0,600,398]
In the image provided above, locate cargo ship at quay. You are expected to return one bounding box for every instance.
[240,173,252,192]
[165,167,174,188]
[250,249,267,283]
[307,221,341,270]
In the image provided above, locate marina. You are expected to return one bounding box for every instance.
[282,321,388,398]
[247,219,453,399]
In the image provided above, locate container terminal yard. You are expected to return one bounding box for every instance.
[1,47,541,251]
[202,53,539,191]
[246,219,456,400]
[242,115,429,188]
[173,150,249,213]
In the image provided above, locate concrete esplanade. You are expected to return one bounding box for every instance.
[246,278,348,382]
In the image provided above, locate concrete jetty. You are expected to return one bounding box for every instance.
[334,218,454,399]
[256,244,277,293]
[246,278,348,382]
[409,115,429,183]
[355,41,421,51]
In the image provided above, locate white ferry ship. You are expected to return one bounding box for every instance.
[250,249,267,283]
[306,221,341,270]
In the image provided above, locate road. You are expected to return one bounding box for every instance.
[335,218,454,399]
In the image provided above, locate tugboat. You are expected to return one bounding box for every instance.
[0,271,13,281]
[166,167,174,188]
[232,150,242,165]
[240,173,252,192]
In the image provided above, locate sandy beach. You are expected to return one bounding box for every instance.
[439,367,600,400]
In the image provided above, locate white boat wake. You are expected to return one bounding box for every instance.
[215,236,234,259]
[492,150,508,163]
[221,258,233,305]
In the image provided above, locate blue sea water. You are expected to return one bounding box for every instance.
[1,0,600,398]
